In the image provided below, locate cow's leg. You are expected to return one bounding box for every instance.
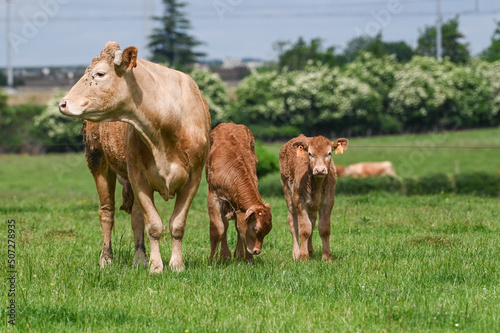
[92,163,117,267]
[130,175,164,273]
[168,165,204,272]
[318,203,334,261]
[208,190,230,260]
[131,200,148,267]
[308,212,317,258]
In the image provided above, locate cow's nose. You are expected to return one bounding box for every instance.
[253,248,261,255]
[59,99,68,112]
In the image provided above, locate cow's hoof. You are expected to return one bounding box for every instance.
[169,258,185,272]
[149,260,164,274]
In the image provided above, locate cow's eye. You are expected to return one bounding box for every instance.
[327,152,332,157]
[94,72,106,79]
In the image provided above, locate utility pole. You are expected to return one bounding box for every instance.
[6,0,15,91]
[436,0,443,62]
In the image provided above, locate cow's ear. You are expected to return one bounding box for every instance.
[293,141,308,157]
[333,138,349,155]
[114,46,138,71]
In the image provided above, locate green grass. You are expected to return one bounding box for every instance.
[1,129,500,332]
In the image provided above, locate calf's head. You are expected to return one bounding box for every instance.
[236,203,272,255]
[59,41,138,122]
[294,136,349,177]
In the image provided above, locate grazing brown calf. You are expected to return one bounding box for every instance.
[279,134,348,261]
[82,120,147,268]
[206,122,272,261]
[337,161,397,178]
[60,41,211,272]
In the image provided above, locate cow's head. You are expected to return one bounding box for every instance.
[293,136,349,177]
[59,41,138,122]
[236,203,272,255]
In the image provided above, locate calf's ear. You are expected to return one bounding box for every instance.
[333,138,349,155]
[245,207,256,222]
[292,141,308,157]
[114,46,138,71]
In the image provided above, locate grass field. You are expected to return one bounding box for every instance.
[1,129,500,332]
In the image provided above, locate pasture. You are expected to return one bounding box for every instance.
[1,128,499,332]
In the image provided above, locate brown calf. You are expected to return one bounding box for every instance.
[206,122,272,261]
[82,120,147,268]
[279,134,348,261]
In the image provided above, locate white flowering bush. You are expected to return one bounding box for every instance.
[189,68,231,125]
[33,91,83,151]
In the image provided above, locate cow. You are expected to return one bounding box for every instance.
[59,41,211,273]
[337,161,396,178]
[82,120,147,268]
[279,134,348,261]
[206,122,272,262]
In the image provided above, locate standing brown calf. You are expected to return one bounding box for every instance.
[279,134,348,261]
[82,120,147,268]
[206,122,272,261]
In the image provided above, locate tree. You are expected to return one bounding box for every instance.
[415,16,470,64]
[148,0,206,68]
[480,21,500,62]
[341,33,413,63]
[382,41,414,62]
[274,37,338,70]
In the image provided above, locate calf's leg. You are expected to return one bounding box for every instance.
[131,200,148,267]
[318,204,334,261]
[92,163,117,267]
[208,190,231,260]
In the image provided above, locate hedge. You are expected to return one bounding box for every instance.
[259,172,499,198]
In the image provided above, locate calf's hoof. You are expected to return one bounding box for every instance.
[322,253,333,262]
[99,253,113,267]
[169,258,185,272]
[133,251,149,268]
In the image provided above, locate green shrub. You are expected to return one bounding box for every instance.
[255,141,280,178]
[404,173,454,196]
[258,172,283,198]
[455,172,499,197]
[0,103,45,153]
[336,176,402,195]
[33,92,83,152]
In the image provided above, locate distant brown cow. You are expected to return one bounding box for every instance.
[60,41,211,273]
[279,134,348,261]
[82,120,147,268]
[206,122,272,261]
[337,161,396,178]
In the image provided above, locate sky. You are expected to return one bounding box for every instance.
[0,0,499,68]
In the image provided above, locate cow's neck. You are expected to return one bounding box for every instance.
[120,109,178,193]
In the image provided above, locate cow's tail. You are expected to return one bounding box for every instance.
[119,178,134,214]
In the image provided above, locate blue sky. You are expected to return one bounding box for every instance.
[0,0,499,67]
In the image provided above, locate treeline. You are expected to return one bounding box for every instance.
[2,55,500,153]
